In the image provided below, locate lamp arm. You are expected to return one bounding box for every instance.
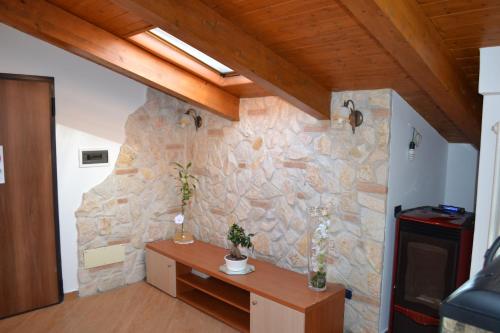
[185,108,202,130]
[185,108,196,119]
[343,99,356,110]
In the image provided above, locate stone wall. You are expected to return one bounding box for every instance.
[188,91,391,333]
[76,88,391,332]
[75,90,190,295]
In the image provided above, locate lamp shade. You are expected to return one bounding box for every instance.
[178,113,191,128]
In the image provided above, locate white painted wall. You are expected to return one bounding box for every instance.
[444,144,478,212]
[479,47,500,95]
[379,91,450,332]
[471,46,500,275]
[0,24,146,292]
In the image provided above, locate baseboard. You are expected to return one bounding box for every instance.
[64,291,79,301]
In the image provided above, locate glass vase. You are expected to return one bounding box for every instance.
[173,206,194,244]
[307,207,330,291]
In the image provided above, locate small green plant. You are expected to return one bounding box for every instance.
[310,271,327,289]
[227,224,255,260]
[172,162,198,234]
[173,162,198,213]
[308,207,330,291]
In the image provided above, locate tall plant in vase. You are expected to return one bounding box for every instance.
[172,162,198,244]
[307,207,331,291]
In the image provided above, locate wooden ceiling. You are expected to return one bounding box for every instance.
[195,0,471,142]
[49,0,152,37]
[3,0,497,144]
[189,0,486,143]
[418,0,500,89]
[201,0,409,92]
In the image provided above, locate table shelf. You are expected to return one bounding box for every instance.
[177,288,250,333]
[177,273,250,313]
[146,240,345,333]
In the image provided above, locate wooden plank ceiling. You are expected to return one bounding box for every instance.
[418,0,500,90]
[197,0,482,143]
[49,0,152,37]
[15,0,497,144]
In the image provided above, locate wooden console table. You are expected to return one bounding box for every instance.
[145,240,344,333]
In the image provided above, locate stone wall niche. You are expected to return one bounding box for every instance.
[75,88,391,333]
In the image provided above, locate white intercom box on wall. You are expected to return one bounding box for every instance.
[79,148,109,168]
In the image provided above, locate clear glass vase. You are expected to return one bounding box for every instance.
[173,206,194,244]
[307,207,330,291]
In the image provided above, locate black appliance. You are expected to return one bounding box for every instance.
[390,206,474,333]
[440,236,500,332]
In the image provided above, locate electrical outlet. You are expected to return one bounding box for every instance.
[394,205,402,218]
[345,289,353,299]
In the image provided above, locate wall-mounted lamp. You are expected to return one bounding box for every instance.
[337,100,363,134]
[408,127,422,161]
[178,108,202,130]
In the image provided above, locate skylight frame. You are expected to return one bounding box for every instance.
[150,28,234,75]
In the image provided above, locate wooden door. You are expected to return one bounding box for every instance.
[0,74,61,318]
[250,293,305,333]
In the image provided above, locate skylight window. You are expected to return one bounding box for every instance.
[150,28,234,75]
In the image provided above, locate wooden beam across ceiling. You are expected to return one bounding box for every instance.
[114,0,332,120]
[338,0,482,146]
[0,0,239,120]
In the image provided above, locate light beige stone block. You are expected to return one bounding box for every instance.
[253,233,270,256]
[98,218,112,236]
[77,220,98,245]
[358,192,386,213]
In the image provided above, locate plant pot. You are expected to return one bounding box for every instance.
[224,255,248,272]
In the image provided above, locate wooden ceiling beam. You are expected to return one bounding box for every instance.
[338,0,482,145]
[0,0,239,120]
[114,0,331,120]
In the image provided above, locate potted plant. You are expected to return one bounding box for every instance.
[172,162,198,244]
[307,207,330,291]
[225,223,255,272]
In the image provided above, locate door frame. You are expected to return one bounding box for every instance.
[0,73,64,306]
